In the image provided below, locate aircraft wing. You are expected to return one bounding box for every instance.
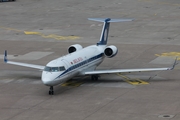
[4,50,45,70]
[85,58,177,75]
[85,67,171,75]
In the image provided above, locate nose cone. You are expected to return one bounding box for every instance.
[42,71,60,86]
[42,77,52,86]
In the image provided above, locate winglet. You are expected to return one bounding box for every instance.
[4,50,8,63]
[169,57,178,70]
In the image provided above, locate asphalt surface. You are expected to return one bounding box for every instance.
[0,0,180,120]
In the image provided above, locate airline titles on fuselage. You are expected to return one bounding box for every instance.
[72,57,83,64]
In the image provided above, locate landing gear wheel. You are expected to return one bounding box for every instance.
[91,75,99,81]
[49,86,54,95]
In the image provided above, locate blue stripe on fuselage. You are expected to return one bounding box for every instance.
[55,53,104,79]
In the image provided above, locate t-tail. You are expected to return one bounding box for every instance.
[88,18,133,45]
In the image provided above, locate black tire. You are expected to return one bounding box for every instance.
[91,75,98,81]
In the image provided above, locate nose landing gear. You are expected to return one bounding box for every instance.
[91,75,99,81]
[49,86,54,95]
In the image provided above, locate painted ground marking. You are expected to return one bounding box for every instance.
[61,80,83,87]
[0,26,80,40]
[117,73,149,85]
[155,52,180,60]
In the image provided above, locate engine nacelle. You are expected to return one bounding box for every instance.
[68,44,83,53]
[104,45,118,58]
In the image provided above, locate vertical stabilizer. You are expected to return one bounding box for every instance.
[4,50,8,63]
[88,18,133,45]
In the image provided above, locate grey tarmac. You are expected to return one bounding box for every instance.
[0,0,180,120]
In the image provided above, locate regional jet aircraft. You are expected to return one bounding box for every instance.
[4,18,177,95]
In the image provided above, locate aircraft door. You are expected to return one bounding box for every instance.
[61,59,70,69]
[84,56,88,66]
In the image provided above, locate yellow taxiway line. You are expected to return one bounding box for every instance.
[61,80,83,87]
[155,52,180,60]
[24,31,80,40]
[0,26,80,40]
[117,73,149,85]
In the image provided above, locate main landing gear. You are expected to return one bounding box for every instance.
[91,75,99,81]
[49,86,54,95]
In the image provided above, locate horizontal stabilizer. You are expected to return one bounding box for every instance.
[88,18,134,23]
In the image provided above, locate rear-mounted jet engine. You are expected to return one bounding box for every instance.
[104,45,118,58]
[68,44,83,53]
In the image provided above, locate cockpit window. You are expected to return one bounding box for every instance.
[51,67,59,72]
[44,66,66,72]
[59,66,65,71]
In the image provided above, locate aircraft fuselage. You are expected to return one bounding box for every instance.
[41,45,106,86]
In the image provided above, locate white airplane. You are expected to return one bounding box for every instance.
[4,18,177,95]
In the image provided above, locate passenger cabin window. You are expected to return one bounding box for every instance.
[44,66,66,72]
